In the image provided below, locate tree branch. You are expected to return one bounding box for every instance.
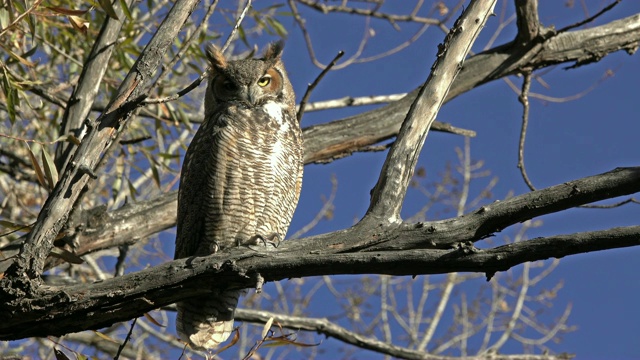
[297,50,345,122]
[514,0,540,45]
[302,12,640,164]
[4,0,201,283]
[1,167,638,340]
[54,0,135,172]
[235,308,574,360]
[365,0,497,223]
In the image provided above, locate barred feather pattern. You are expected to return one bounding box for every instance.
[175,101,303,350]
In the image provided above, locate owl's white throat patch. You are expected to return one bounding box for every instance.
[262,101,285,124]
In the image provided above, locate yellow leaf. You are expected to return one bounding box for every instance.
[68,15,89,34]
[93,330,118,343]
[25,143,47,189]
[66,134,81,146]
[144,312,164,327]
[0,42,35,67]
[261,317,274,339]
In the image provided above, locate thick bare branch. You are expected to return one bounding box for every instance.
[2,223,637,340]
[3,166,636,275]
[1,167,638,340]
[514,0,540,44]
[54,0,134,172]
[365,0,497,223]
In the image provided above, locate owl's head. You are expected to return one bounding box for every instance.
[204,42,295,117]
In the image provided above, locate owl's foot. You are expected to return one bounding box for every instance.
[210,241,220,254]
[249,233,283,248]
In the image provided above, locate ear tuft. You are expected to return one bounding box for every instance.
[206,44,227,71]
[263,41,285,61]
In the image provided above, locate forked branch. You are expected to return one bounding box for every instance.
[365,0,497,223]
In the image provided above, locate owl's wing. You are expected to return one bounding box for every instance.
[174,116,222,259]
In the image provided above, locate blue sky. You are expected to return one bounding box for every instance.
[262,1,640,358]
[120,1,640,358]
[11,1,635,358]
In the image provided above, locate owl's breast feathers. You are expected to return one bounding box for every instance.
[175,101,303,259]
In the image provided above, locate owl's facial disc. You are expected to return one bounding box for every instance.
[221,79,236,92]
[212,64,283,107]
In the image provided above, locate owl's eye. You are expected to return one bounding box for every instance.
[257,75,271,87]
[222,80,236,91]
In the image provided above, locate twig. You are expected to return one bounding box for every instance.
[354,22,431,64]
[487,261,530,352]
[142,74,207,105]
[235,307,573,360]
[288,0,323,69]
[119,136,152,145]
[517,71,536,191]
[136,318,188,350]
[297,50,344,122]
[235,308,430,360]
[380,276,392,343]
[114,245,128,277]
[0,223,33,239]
[503,68,616,103]
[557,0,621,33]
[143,0,251,106]
[0,0,43,37]
[152,0,219,87]
[512,303,572,346]
[222,0,252,53]
[418,273,457,351]
[63,332,140,359]
[581,197,638,208]
[0,133,60,146]
[297,0,441,26]
[298,93,407,112]
[289,1,377,70]
[114,318,137,360]
[289,175,337,239]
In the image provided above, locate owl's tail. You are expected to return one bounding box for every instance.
[176,289,240,350]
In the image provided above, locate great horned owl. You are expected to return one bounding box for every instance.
[174,42,303,350]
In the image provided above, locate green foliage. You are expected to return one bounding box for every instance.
[0,0,289,224]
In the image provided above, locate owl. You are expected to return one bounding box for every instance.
[174,42,304,350]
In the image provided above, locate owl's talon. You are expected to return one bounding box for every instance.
[249,233,282,248]
[269,234,283,248]
[249,234,267,247]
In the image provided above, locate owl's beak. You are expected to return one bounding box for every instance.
[244,86,260,106]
